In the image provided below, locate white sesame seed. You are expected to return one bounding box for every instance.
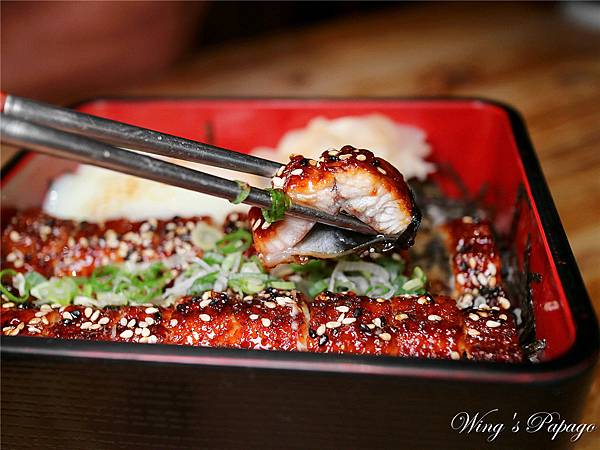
[487,262,497,276]
[34,311,47,318]
[62,311,73,321]
[84,307,92,318]
[170,319,178,327]
[145,317,155,325]
[499,314,508,321]
[90,310,100,322]
[249,314,259,321]
[261,221,271,230]
[376,298,386,303]
[477,311,489,317]
[98,317,110,325]
[317,324,326,336]
[468,257,477,269]
[417,297,428,305]
[379,332,392,341]
[120,329,134,339]
[335,306,349,313]
[145,307,158,314]
[470,274,480,286]
[367,323,376,330]
[127,319,136,328]
[142,327,151,337]
[290,168,303,176]
[138,321,148,328]
[377,167,387,175]
[9,230,20,242]
[264,301,276,309]
[2,302,15,308]
[40,304,52,312]
[261,318,271,327]
[488,276,497,288]
[356,154,366,161]
[148,335,158,344]
[467,328,480,337]
[498,297,511,309]
[90,323,101,330]
[395,313,408,321]
[456,273,466,285]
[252,220,261,231]
[119,317,128,326]
[477,273,488,286]
[342,317,356,325]
[451,351,460,360]
[199,314,211,322]
[373,318,382,327]
[28,317,41,325]
[80,321,93,330]
[28,326,41,334]
[272,177,284,189]
[199,299,212,308]
[486,320,501,328]
[41,316,49,325]
[202,291,211,301]
[468,313,480,321]
[326,321,341,329]
[428,314,442,321]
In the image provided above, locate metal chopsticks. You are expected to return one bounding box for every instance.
[2,95,282,178]
[0,113,377,235]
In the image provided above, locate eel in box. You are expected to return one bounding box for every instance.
[2,210,211,277]
[1,290,522,362]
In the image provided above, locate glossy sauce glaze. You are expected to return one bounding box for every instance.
[1,210,211,277]
[1,289,521,362]
[251,146,421,267]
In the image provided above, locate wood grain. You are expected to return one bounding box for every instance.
[1,3,598,446]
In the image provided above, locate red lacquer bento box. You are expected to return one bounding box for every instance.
[1,98,597,449]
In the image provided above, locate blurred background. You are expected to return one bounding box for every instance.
[1,1,599,446]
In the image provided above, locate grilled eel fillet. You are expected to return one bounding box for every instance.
[1,290,522,362]
[1,210,213,277]
[412,217,512,311]
[442,218,511,311]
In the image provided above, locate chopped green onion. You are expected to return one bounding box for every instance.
[308,279,330,297]
[231,180,251,205]
[0,269,29,303]
[191,222,223,251]
[267,280,296,290]
[190,272,219,294]
[202,252,225,265]
[261,188,292,223]
[30,277,78,306]
[24,271,47,290]
[217,229,252,254]
[228,273,268,294]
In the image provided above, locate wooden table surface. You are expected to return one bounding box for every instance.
[1,2,598,447]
